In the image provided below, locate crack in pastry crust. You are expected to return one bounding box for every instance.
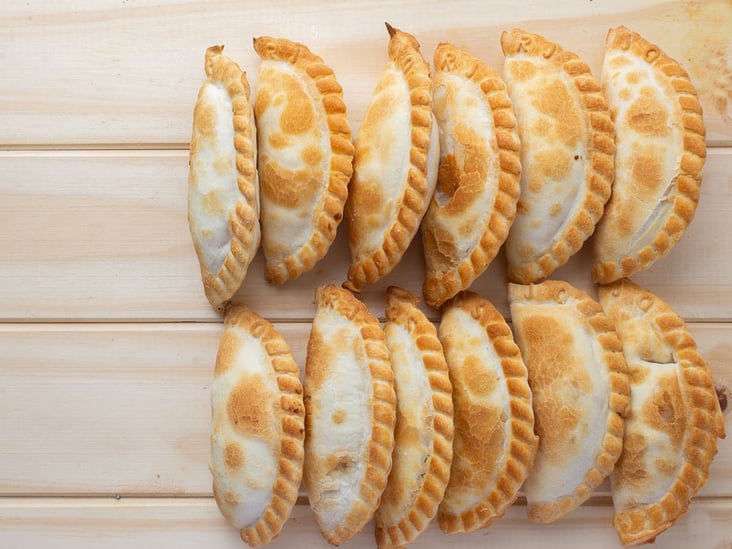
[254,37,353,285]
[599,279,725,546]
[375,287,454,548]
[304,285,396,545]
[437,291,538,532]
[189,46,260,312]
[508,280,630,523]
[592,26,706,285]
[421,43,521,309]
[210,305,304,547]
[501,29,614,284]
[345,24,437,291]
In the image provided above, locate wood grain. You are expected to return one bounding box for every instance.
[1,0,730,147]
[1,149,730,322]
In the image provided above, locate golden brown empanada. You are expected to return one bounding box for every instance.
[189,46,260,312]
[437,291,538,532]
[508,280,630,523]
[421,43,521,309]
[210,305,304,547]
[501,29,614,284]
[592,27,706,284]
[375,287,454,548]
[304,285,396,545]
[344,24,439,291]
[253,36,354,285]
[599,279,725,546]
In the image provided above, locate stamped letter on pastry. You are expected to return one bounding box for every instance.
[508,280,630,523]
[599,279,725,546]
[422,43,521,309]
[592,27,706,284]
[189,46,260,311]
[210,306,304,547]
[254,36,354,284]
[501,30,614,284]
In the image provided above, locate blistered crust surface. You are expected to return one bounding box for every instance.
[304,285,396,545]
[592,26,706,285]
[422,43,521,308]
[599,279,725,546]
[210,306,304,547]
[345,24,438,291]
[501,29,614,284]
[375,287,453,549]
[254,37,353,285]
[508,280,630,523]
[437,291,538,532]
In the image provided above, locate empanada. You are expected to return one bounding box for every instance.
[188,46,260,311]
[599,279,725,546]
[438,291,538,532]
[592,27,706,284]
[304,285,396,545]
[421,43,521,309]
[501,29,614,284]
[253,36,354,285]
[210,305,304,547]
[508,280,630,523]
[375,287,454,548]
[344,24,439,291]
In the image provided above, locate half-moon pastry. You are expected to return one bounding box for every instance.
[421,43,521,309]
[210,305,304,547]
[508,280,630,523]
[253,36,354,285]
[599,279,725,546]
[501,29,614,284]
[344,23,439,291]
[592,27,706,284]
[375,287,454,548]
[304,285,396,545]
[438,290,538,532]
[189,46,260,311]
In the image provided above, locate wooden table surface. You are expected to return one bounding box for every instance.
[1,1,731,547]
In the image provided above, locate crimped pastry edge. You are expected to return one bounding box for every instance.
[507,280,631,523]
[422,43,521,309]
[591,26,706,285]
[374,287,454,548]
[501,29,615,284]
[212,305,304,547]
[189,45,260,312]
[437,290,539,532]
[253,37,354,285]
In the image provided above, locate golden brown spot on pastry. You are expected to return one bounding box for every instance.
[609,56,631,69]
[453,402,504,485]
[213,153,234,176]
[613,432,649,490]
[331,409,346,424]
[439,154,461,197]
[463,355,497,397]
[352,177,385,216]
[509,60,537,82]
[625,71,642,85]
[549,202,562,216]
[518,242,535,259]
[278,73,315,135]
[655,458,677,476]
[268,132,291,150]
[227,376,272,435]
[195,100,217,138]
[619,88,631,101]
[528,149,570,192]
[306,328,333,392]
[532,79,581,148]
[215,330,242,376]
[532,118,551,138]
[631,151,663,199]
[223,490,239,506]
[201,190,228,217]
[642,373,686,449]
[254,87,271,119]
[225,442,244,470]
[626,95,670,136]
[301,144,323,167]
[394,408,421,448]
[628,363,649,385]
[260,161,320,209]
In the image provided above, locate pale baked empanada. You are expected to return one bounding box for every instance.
[344,24,439,291]
[189,46,260,311]
[375,287,454,548]
[501,30,614,284]
[421,43,521,309]
[438,291,538,532]
[508,280,630,523]
[304,285,396,545]
[599,279,725,546]
[592,27,706,284]
[210,305,304,547]
[253,37,354,285]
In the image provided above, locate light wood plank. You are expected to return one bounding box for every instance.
[1,149,731,322]
[1,0,730,146]
[0,322,729,497]
[1,497,731,548]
